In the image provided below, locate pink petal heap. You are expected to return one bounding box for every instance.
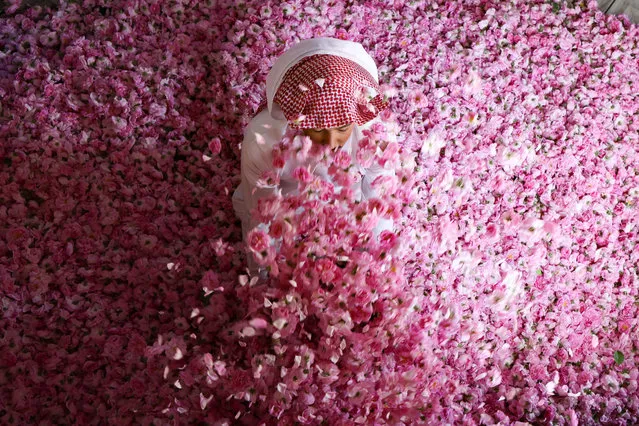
[1,0,639,424]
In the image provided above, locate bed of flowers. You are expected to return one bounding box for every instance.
[2,0,639,424]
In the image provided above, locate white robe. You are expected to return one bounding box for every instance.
[232,108,394,273]
[232,37,394,274]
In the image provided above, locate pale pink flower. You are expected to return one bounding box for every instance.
[247,229,270,254]
[292,166,313,184]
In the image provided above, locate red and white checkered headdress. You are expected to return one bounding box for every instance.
[273,54,387,129]
[260,38,388,130]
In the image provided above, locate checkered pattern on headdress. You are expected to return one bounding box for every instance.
[266,54,387,130]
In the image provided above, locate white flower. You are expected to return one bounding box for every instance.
[421,131,446,157]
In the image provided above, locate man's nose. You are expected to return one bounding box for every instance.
[326,132,339,149]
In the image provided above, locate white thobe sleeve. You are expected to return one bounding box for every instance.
[240,130,279,239]
[361,162,395,236]
[237,111,288,237]
[356,118,397,236]
[234,112,287,275]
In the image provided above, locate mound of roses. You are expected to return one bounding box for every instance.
[1,0,639,424]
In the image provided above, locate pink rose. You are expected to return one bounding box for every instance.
[333,150,351,169]
[247,228,270,253]
[208,137,221,154]
[292,166,312,184]
[378,230,398,251]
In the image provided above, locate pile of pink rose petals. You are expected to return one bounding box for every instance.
[1,0,638,424]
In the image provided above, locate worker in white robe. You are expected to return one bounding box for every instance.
[232,37,395,274]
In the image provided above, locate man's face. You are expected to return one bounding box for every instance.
[302,122,355,150]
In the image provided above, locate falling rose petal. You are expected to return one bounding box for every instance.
[202,354,214,369]
[200,393,213,410]
[255,132,266,145]
[314,78,325,88]
[241,326,256,337]
[202,154,212,162]
[207,286,224,295]
[167,263,175,270]
[174,380,182,389]
[173,348,184,360]
[249,318,268,329]
[291,114,306,125]
[298,83,309,92]
[273,318,287,330]
[213,361,226,376]
[239,275,249,286]
[163,366,170,380]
